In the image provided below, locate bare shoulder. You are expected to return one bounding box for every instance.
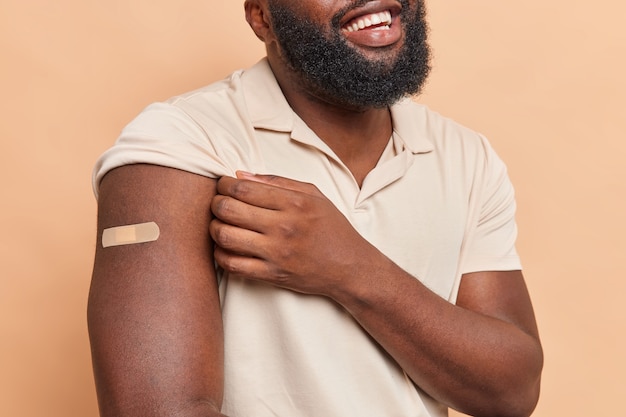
[89,164,224,417]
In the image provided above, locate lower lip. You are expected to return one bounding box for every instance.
[342,19,402,48]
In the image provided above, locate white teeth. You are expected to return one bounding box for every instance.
[342,11,392,33]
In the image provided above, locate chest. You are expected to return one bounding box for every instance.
[250,134,471,298]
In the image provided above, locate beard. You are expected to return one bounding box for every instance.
[268,0,431,109]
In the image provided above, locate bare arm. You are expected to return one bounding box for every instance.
[210,172,542,417]
[88,164,226,417]
[338,266,542,417]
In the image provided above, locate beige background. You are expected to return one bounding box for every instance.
[1,0,624,416]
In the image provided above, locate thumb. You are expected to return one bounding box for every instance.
[235,171,321,196]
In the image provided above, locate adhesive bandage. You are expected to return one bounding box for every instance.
[102,222,160,248]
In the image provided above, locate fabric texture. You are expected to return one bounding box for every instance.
[93,58,521,417]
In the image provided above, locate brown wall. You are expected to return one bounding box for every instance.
[1,1,623,416]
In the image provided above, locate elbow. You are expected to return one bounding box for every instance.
[490,342,544,417]
[498,376,542,417]
[464,376,542,417]
[461,339,543,417]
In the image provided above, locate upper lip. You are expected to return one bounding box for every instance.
[338,0,403,28]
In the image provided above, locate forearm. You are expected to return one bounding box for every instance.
[331,254,543,417]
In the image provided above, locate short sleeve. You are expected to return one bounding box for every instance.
[92,102,233,199]
[460,136,522,274]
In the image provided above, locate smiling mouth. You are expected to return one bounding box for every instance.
[341,10,393,33]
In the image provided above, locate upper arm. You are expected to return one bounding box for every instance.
[88,164,224,416]
[456,270,540,342]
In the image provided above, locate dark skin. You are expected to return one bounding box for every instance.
[253,0,397,186]
[89,0,543,416]
[89,166,227,417]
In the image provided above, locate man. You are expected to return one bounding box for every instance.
[89,0,543,416]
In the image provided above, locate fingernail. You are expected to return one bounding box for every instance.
[235,170,256,178]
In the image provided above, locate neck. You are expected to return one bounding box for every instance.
[269,58,394,187]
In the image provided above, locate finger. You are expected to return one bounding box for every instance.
[213,246,275,282]
[235,171,322,198]
[209,218,265,258]
[211,194,274,233]
[217,176,306,210]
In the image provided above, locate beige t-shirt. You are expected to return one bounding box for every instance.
[93,59,521,417]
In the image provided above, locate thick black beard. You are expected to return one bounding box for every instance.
[268,0,431,109]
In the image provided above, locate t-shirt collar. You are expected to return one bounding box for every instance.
[241,58,433,155]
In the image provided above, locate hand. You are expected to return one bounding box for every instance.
[209,171,378,298]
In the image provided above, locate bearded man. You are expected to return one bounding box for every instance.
[88,1,543,416]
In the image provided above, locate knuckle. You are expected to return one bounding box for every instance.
[289,194,309,211]
[275,244,295,262]
[213,225,235,249]
[221,257,240,274]
[277,221,298,239]
[213,196,233,217]
[214,248,241,274]
[266,264,289,284]
[230,180,252,200]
